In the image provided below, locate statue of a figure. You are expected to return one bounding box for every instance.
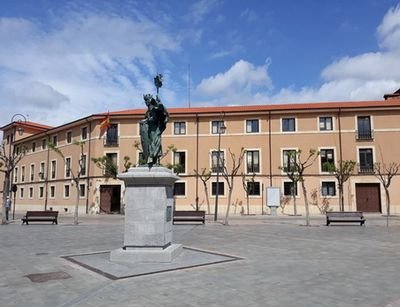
[140,75,169,166]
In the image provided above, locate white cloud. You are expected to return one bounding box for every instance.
[196,5,400,106]
[0,12,180,126]
[187,0,220,24]
[197,59,272,97]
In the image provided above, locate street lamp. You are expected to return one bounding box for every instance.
[6,113,27,221]
[214,120,226,221]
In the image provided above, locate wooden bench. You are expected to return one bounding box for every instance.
[173,210,205,225]
[326,211,365,226]
[22,211,59,225]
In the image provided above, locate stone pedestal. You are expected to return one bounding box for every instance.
[110,166,182,263]
[269,206,278,216]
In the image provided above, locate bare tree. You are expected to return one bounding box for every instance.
[242,172,256,215]
[324,160,356,211]
[220,148,246,225]
[0,144,26,224]
[279,153,301,216]
[374,162,400,227]
[49,141,85,225]
[280,149,319,226]
[92,155,118,179]
[193,168,212,213]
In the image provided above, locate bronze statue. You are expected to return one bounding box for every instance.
[140,74,169,166]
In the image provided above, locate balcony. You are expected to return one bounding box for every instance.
[358,164,374,174]
[104,137,119,147]
[356,129,374,141]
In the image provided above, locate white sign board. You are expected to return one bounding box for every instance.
[267,187,280,207]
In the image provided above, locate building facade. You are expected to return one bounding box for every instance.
[2,98,400,216]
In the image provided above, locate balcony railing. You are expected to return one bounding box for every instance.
[356,130,374,141]
[104,137,119,147]
[358,164,375,174]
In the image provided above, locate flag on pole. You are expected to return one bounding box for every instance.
[100,113,111,135]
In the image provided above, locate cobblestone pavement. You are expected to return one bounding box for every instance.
[1,213,400,306]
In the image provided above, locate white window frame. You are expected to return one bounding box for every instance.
[81,126,88,141]
[28,186,34,199]
[51,159,57,179]
[39,161,46,181]
[80,153,88,177]
[65,156,72,178]
[66,130,73,144]
[20,165,26,183]
[64,184,71,199]
[280,148,298,174]
[245,119,261,134]
[49,185,56,199]
[282,180,299,198]
[318,147,336,174]
[210,120,226,135]
[173,121,187,135]
[320,180,337,198]
[281,117,297,133]
[210,149,226,174]
[318,115,335,132]
[171,150,188,175]
[245,180,262,198]
[357,146,375,172]
[210,181,226,198]
[173,180,187,198]
[79,183,86,198]
[30,163,35,182]
[38,185,44,199]
[245,148,261,174]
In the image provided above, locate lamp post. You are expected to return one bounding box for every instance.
[214,121,226,221]
[5,114,26,221]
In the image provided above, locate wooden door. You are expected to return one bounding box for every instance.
[100,185,112,213]
[356,183,381,212]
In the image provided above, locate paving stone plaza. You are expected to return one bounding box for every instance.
[1,214,400,307]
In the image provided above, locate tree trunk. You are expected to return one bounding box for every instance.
[224,187,234,225]
[203,183,210,214]
[2,173,10,224]
[338,183,344,212]
[292,187,297,216]
[301,181,310,226]
[385,188,390,227]
[74,183,80,225]
[246,194,250,215]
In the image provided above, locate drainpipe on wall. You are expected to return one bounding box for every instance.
[85,119,92,214]
[195,113,199,210]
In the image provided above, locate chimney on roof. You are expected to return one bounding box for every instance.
[384,88,400,100]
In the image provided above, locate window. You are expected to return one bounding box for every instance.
[211,120,226,134]
[20,187,24,199]
[32,142,36,152]
[42,139,47,150]
[40,162,45,180]
[52,135,58,146]
[6,135,10,144]
[138,152,145,165]
[30,164,35,182]
[246,119,259,133]
[173,151,186,174]
[283,181,297,196]
[357,116,372,140]
[64,185,70,198]
[14,167,18,183]
[79,184,86,197]
[211,151,225,172]
[319,117,333,131]
[359,148,374,173]
[21,166,25,182]
[65,157,71,178]
[246,150,260,173]
[80,154,87,176]
[174,122,186,135]
[51,160,56,179]
[39,186,44,198]
[322,182,336,196]
[15,146,20,155]
[212,182,225,196]
[50,186,55,198]
[29,187,33,199]
[81,127,88,140]
[320,149,334,172]
[282,150,296,172]
[247,182,261,196]
[282,118,296,132]
[105,153,118,176]
[105,124,118,146]
[174,182,186,196]
[66,131,72,144]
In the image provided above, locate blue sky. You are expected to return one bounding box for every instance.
[0,0,400,126]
